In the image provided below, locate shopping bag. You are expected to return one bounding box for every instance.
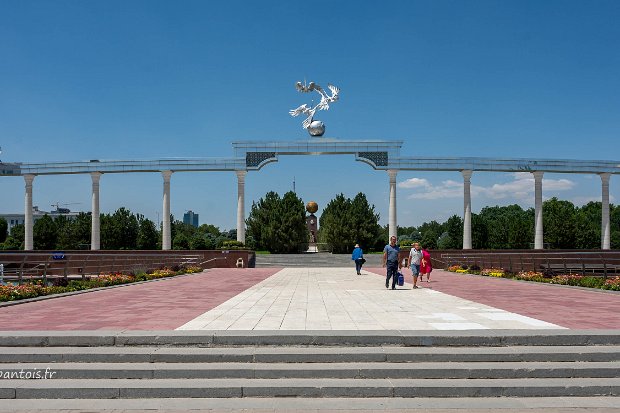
[397,271,404,286]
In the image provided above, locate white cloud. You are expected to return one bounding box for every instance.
[397,177,431,189]
[402,173,576,201]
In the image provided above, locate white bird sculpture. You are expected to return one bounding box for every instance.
[290,81,340,129]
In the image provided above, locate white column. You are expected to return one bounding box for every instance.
[23,174,35,251]
[600,173,611,250]
[161,170,173,250]
[533,171,544,250]
[388,169,398,240]
[236,170,247,244]
[462,170,473,249]
[90,172,102,250]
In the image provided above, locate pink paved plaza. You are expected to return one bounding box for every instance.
[0,267,618,330]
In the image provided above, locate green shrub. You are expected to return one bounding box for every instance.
[220,240,245,249]
[579,276,605,289]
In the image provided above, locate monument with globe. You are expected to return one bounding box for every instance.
[305,201,319,253]
[290,81,340,137]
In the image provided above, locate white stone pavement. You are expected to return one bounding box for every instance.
[177,268,564,331]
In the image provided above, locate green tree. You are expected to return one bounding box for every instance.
[55,215,74,249]
[477,205,531,249]
[505,206,533,249]
[198,223,221,238]
[54,213,91,249]
[543,197,576,249]
[246,191,307,253]
[33,215,57,250]
[349,193,382,252]
[398,226,417,238]
[72,213,92,249]
[173,233,190,250]
[444,215,463,249]
[418,220,441,249]
[0,217,7,243]
[1,223,23,250]
[101,208,139,249]
[480,206,510,249]
[471,212,487,249]
[1,236,22,250]
[100,214,115,249]
[137,216,159,250]
[170,222,197,250]
[574,202,601,249]
[10,224,25,242]
[247,191,280,252]
[203,233,217,249]
[277,191,308,253]
[319,194,355,253]
[189,233,208,250]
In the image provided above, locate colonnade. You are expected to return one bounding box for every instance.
[459,170,613,250]
[20,169,614,251]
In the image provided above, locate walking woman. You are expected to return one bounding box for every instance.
[420,245,433,282]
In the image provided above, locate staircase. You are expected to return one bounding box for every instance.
[0,331,618,407]
[256,253,384,267]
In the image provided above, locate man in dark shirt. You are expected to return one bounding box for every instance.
[382,235,400,290]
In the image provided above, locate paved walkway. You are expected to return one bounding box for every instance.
[178,268,563,330]
[0,267,618,330]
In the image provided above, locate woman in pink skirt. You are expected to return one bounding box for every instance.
[420,245,432,282]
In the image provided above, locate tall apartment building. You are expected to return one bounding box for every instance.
[183,210,199,228]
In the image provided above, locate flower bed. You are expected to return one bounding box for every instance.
[604,277,620,291]
[447,265,619,291]
[481,268,505,277]
[0,265,203,303]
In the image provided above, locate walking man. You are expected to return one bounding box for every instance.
[382,235,400,290]
[409,242,423,289]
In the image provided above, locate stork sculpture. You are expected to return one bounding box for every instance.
[289,81,340,136]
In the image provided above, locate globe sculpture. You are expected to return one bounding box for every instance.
[306,201,319,214]
[307,120,326,137]
[305,201,319,252]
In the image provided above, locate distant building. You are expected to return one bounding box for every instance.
[183,210,199,227]
[0,206,83,232]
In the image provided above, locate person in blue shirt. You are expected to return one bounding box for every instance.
[351,243,364,275]
[382,235,401,289]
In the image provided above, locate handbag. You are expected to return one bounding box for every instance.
[397,271,404,286]
[359,258,366,265]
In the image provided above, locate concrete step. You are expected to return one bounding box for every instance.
[1,332,617,401]
[0,396,620,413]
[2,330,619,347]
[255,254,385,268]
[1,345,619,363]
[1,396,619,411]
[1,361,617,379]
[1,377,619,399]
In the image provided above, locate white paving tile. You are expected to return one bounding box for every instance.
[176,267,565,331]
[476,312,560,327]
[430,322,489,330]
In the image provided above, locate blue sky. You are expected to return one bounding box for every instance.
[1,0,619,230]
